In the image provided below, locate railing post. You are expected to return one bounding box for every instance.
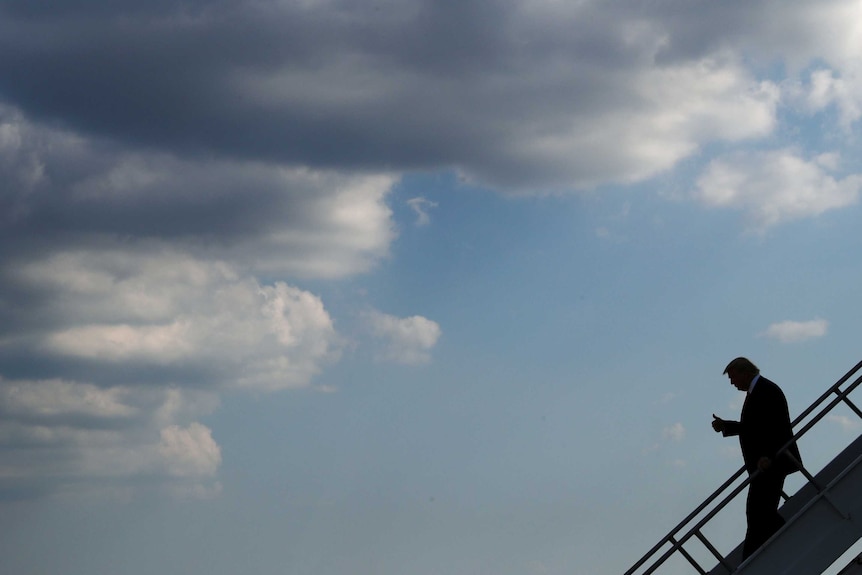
[669,534,707,575]
[694,529,734,573]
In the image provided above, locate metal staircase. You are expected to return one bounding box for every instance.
[624,360,862,575]
[836,553,862,574]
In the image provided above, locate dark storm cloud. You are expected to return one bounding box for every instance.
[0,0,771,188]
[0,103,393,274]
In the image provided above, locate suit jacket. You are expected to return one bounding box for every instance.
[722,376,802,476]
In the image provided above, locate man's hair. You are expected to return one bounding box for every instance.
[724,357,760,376]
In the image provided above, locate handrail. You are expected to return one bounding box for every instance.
[623,359,862,575]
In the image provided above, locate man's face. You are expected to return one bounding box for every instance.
[727,369,751,392]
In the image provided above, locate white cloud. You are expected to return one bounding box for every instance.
[0,380,221,497]
[643,423,686,462]
[283,173,396,279]
[0,378,134,419]
[364,310,442,365]
[407,197,438,226]
[0,106,403,499]
[803,69,862,127]
[159,423,222,478]
[483,57,779,191]
[0,248,343,497]
[19,251,341,391]
[761,318,829,343]
[695,149,862,230]
[827,414,861,433]
[750,1,862,128]
[662,423,686,442]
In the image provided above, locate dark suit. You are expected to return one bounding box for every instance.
[721,376,801,559]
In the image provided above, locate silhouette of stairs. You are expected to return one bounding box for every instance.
[835,553,862,575]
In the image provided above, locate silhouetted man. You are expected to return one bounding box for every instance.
[712,357,801,560]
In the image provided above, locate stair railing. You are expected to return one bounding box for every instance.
[623,359,862,575]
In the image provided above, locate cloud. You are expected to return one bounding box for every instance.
[654,392,677,405]
[2,1,861,199]
[0,103,397,280]
[798,68,862,127]
[159,423,221,478]
[407,197,438,226]
[761,318,829,343]
[1,0,860,198]
[662,423,686,442]
[695,149,862,230]
[642,422,686,457]
[10,250,342,391]
[0,377,221,498]
[0,378,134,421]
[0,104,390,498]
[2,0,862,501]
[364,310,442,365]
[734,1,862,128]
[0,1,789,192]
[827,414,861,433]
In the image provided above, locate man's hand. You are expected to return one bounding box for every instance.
[712,414,726,433]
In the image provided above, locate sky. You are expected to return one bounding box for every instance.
[1,1,862,574]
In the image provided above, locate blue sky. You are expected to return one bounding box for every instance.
[1,1,862,574]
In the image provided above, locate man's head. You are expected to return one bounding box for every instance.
[724,357,760,392]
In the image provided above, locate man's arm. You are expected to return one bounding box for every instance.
[712,414,740,436]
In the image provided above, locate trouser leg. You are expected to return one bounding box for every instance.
[742,471,786,559]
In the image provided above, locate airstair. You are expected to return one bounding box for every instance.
[624,360,862,575]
